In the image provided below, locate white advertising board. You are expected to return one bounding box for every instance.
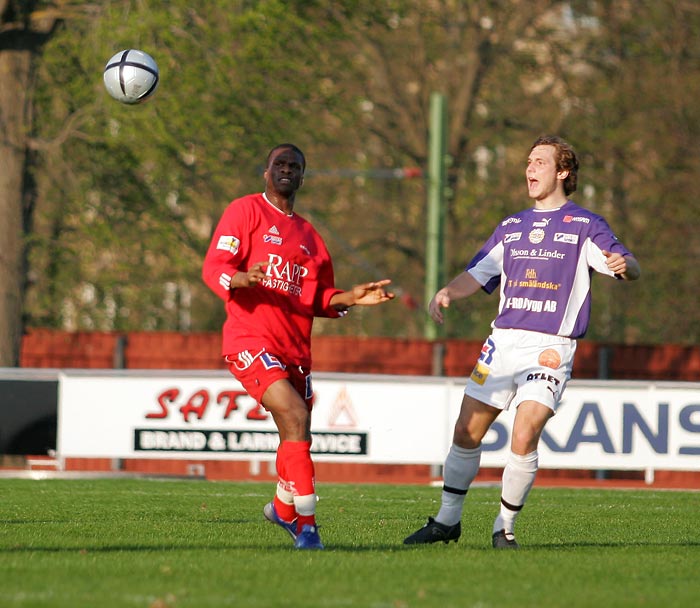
[57,371,700,472]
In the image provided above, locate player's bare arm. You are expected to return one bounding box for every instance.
[330,279,395,312]
[603,251,641,281]
[429,272,483,324]
[230,261,269,288]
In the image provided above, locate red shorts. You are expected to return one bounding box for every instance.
[226,348,313,410]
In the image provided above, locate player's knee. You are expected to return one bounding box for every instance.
[280,400,309,423]
[452,423,481,449]
[510,427,540,454]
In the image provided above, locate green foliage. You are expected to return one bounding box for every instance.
[29,0,350,332]
[23,0,700,343]
[0,479,698,607]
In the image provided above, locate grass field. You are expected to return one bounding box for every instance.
[0,478,697,607]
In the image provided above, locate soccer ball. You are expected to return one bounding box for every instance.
[103,49,159,104]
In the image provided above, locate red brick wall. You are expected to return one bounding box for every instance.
[19,328,700,381]
[20,329,117,369]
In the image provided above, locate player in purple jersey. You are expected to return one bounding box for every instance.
[404,135,640,549]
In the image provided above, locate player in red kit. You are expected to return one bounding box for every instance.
[202,144,395,549]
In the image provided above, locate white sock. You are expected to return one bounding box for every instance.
[276,480,295,505]
[293,493,317,517]
[436,444,481,526]
[493,450,538,535]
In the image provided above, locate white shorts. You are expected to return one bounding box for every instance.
[465,327,576,412]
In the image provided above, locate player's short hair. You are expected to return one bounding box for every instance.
[531,135,578,195]
[266,143,306,172]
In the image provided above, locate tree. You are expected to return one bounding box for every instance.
[557,0,700,343]
[25,1,360,335]
[298,0,611,338]
[0,0,67,366]
[10,0,700,353]
[320,0,700,344]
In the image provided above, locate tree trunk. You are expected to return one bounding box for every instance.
[0,46,31,366]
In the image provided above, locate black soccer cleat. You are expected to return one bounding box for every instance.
[403,517,461,545]
[492,529,519,549]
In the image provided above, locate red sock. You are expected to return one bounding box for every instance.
[273,445,297,522]
[281,440,316,529]
[296,513,316,530]
[275,445,287,480]
[273,493,297,523]
[281,440,315,496]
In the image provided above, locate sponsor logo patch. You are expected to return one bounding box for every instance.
[260,353,285,370]
[554,232,579,244]
[563,215,590,224]
[501,217,522,226]
[505,232,522,243]
[217,235,240,254]
[470,362,490,385]
[528,228,545,244]
[538,348,562,369]
[526,372,561,387]
[479,337,496,365]
[263,234,283,245]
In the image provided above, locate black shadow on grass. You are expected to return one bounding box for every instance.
[0,544,449,553]
[0,545,297,553]
[331,539,700,551]
[0,517,251,526]
[5,539,697,554]
[523,540,700,549]
[0,520,73,524]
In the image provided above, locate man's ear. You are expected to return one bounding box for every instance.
[557,169,569,181]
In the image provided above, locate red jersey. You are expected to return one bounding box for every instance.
[202,193,343,367]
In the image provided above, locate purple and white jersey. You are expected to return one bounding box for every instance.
[467,200,632,338]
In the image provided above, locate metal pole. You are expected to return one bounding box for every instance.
[424,92,447,339]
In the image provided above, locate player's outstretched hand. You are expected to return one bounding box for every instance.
[602,250,640,280]
[602,250,626,275]
[351,279,396,306]
[429,288,451,324]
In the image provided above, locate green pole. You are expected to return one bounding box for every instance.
[424,92,447,339]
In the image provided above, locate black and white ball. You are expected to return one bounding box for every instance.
[103,49,159,104]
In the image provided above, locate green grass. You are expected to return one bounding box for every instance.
[0,479,698,607]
